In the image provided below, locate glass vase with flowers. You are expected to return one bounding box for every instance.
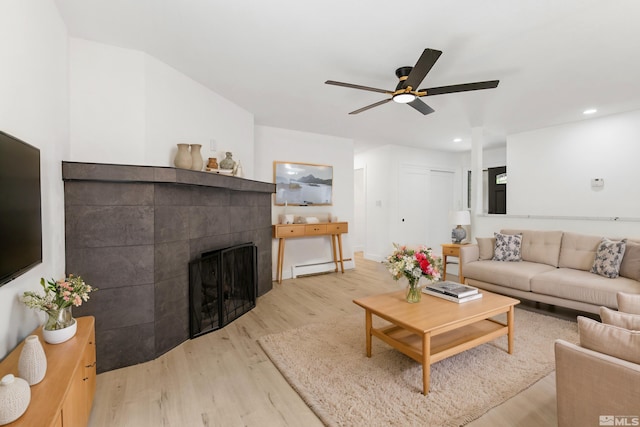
[384,244,443,303]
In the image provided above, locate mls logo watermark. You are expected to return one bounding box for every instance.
[600,415,640,426]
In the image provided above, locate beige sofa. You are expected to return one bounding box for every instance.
[459,229,640,314]
[555,292,640,427]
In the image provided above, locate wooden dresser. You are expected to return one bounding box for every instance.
[273,222,349,283]
[0,316,96,427]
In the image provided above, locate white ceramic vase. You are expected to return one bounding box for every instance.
[0,374,30,425]
[42,318,77,345]
[174,143,192,169]
[190,144,203,171]
[18,335,47,385]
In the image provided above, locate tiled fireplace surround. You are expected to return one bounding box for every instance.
[63,162,275,373]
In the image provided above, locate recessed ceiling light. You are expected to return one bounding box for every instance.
[583,108,597,115]
[453,138,462,142]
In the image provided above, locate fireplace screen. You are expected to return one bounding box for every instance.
[189,243,257,338]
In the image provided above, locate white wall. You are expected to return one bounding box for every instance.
[0,1,69,359]
[144,55,255,174]
[508,110,640,218]
[471,110,640,239]
[355,145,465,261]
[355,145,392,261]
[70,38,255,176]
[254,126,354,280]
[70,38,146,163]
[481,146,507,169]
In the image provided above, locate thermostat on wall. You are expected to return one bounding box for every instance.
[591,178,604,188]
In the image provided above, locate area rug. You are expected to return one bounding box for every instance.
[258,308,579,427]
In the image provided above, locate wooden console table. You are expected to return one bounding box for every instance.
[273,222,348,283]
[0,316,96,427]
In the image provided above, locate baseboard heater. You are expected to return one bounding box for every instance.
[291,259,353,278]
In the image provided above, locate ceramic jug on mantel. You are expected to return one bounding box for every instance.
[190,144,203,171]
[174,143,192,169]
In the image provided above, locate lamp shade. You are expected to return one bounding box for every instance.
[450,210,471,225]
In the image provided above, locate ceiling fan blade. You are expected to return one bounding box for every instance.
[420,80,499,96]
[325,80,391,94]
[403,49,442,90]
[349,98,392,115]
[408,98,435,115]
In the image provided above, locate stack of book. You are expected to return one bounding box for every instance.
[423,281,483,303]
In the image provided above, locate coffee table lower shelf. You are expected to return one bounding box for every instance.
[373,318,508,366]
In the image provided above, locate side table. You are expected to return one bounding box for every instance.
[441,243,466,283]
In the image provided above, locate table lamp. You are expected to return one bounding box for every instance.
[450,210,471,244]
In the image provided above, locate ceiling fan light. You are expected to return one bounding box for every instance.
[393,93,416,104]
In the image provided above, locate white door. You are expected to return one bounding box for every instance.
[397,165,430,247]
[428,170,455,250]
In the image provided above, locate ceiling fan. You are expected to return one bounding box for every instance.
[325,48,499,115]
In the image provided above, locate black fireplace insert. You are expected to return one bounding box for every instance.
[189,242,257,338]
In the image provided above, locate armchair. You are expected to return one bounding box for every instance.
[555,292,640,427]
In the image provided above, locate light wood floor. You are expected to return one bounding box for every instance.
[88,253,561,427]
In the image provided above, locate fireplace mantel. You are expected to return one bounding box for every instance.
[62,161,274,193]
[62,161,275,372]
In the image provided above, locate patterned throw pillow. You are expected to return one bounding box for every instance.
[492,232,523,262]
[590,238,627,278]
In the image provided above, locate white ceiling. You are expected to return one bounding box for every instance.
[54,0,640,153]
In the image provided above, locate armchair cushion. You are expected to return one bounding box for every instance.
[578,316,640,364]
[617,292,640,314]
[600,307,640,330]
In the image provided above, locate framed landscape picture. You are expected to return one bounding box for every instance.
[273,161,333,206]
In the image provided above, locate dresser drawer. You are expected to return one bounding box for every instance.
[304,224,327,235]
[327,222,348,234]
[274,225,305,238]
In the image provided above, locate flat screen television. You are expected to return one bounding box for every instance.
[0,130,42,286]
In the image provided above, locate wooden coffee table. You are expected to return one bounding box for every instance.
[353,290,520,394]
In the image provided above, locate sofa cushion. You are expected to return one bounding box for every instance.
[578,316,640,364]
[530,268,640,308]
[492,232,522,262]
[501,229,563,267]
[620,240,640,281]
[476,237,495,260]
[600,307,640,330]
[618,292,640,314]
[558,232,602,271]
[464,260,555,292]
